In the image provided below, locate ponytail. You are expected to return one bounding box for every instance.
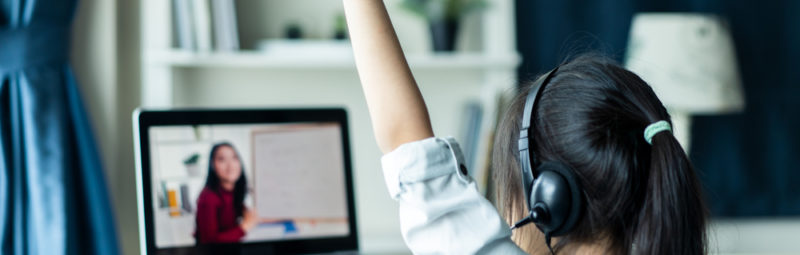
[633,127,708,254]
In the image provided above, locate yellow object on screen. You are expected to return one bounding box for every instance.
[168,189,181,217]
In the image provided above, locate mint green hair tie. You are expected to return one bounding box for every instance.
[644,120,672,145]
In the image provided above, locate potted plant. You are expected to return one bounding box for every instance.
[400,0,487,52]
[183,153,201,177]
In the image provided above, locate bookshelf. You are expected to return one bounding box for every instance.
[140,0,520,253]
[146,49,519,70]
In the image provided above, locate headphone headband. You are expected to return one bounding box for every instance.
[519,67,560,203]
[513,65,583,251]
[521,67,560,132]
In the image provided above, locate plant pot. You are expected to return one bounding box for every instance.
[185,164,201,177]
[429,19,459,52]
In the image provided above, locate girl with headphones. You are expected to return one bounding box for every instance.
[343,1,708,254]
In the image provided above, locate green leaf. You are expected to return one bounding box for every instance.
[183,153,200,165]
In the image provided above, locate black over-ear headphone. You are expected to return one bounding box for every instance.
[511,67,583,241]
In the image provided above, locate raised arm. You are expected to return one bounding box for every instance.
[343,0,434,154]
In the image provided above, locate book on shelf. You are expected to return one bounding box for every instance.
[211,0,240,51]
[193,0,213,52]
[173,0,196,50]
[180,184,194,213]
[171,0,239,51]
[466,88,514,198]
[459,101,483,177]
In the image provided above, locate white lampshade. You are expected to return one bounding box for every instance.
[625,13,745,114]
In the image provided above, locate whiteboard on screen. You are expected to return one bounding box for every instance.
[252,124,348,219]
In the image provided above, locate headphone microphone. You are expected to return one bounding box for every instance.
[513,66,583,251]
[510,204,548,230]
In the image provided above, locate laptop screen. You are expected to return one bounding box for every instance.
[135,109,358,254]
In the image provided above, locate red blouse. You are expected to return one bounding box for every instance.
[195,187,245,243]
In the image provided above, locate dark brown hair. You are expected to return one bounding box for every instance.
[492,55,708,254]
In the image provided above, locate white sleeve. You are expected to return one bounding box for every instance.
[381,137,527,255]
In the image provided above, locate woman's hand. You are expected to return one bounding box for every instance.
[343,0,434,154]
[240,208,259,232]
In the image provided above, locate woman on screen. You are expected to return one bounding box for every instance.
[195,142,259,243]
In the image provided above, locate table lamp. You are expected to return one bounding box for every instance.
[625,13,744,152]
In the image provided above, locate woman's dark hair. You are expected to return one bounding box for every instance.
[205,142,247,217]
[492,55,708,254]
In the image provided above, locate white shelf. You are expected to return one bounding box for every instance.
[145,49,520,71]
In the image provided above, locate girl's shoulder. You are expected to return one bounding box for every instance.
[197,187,222,206]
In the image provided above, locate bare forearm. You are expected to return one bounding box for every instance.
[343,0,434,154]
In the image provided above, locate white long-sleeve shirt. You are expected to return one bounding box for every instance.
[381,137,528,254]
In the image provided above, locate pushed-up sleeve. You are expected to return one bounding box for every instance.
[381,137,526,254]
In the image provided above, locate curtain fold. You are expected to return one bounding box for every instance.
[0,0,120,254]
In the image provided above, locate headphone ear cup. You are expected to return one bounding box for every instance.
[530,161,583,236]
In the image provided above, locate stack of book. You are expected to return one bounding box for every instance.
[459,90,514,198]
[172,0,240,52]
[161,182,194,217]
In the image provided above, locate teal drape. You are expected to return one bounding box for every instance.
[1,0,120,254]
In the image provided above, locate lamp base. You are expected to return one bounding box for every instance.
[669,110,692,154]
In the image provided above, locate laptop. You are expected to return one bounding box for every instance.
[134,108,359,255]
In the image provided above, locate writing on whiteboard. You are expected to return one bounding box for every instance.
[252,124,348,219]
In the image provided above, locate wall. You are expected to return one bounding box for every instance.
[71,0,142,254]
[70,0,117,185]
[710,219,800,254]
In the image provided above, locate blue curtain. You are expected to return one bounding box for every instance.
[516,0,800,217]
[1,0,120,254]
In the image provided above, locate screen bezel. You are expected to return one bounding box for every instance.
[134,108,358,254]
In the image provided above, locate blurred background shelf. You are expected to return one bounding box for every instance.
[145,49,521,71]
